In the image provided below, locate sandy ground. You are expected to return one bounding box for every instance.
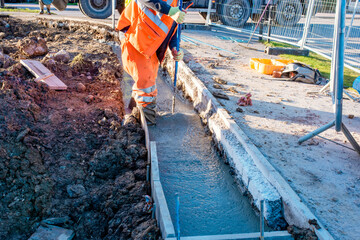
[181,29,360,240]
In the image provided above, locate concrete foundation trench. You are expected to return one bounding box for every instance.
[112,23,333,240]
[1,17,335,239]
[144,51,335,240]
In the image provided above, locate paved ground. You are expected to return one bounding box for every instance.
[3,3,205,25]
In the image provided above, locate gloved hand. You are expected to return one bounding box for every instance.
[171,48,184,62]
[168,7,186,24]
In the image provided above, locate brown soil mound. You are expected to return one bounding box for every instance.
[0,17,159,239]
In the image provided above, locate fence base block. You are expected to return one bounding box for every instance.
[265,47,309,56]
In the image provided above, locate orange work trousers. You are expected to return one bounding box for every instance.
[121,39,159,107]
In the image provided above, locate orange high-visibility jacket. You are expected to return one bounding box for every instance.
[116,0,179,59]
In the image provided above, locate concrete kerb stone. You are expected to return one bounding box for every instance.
[162,51,334,239]
[150,142,176,239]
[183,23,211,31]
[140,109,176,239]
[166,230,292,240]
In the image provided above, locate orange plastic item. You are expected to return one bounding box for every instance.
[249,58,294,75]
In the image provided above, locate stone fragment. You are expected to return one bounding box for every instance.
[213,77,227,85]
[17,37,48,57]
[66,184,86,198]
[28,225,74,240]
[98,117,107,126]
[227,86,238,93]
[213,84,223,89]
[42,216,71,226]
[212,91,229,100]
[16,128,30,142]
[0,51,13,68]
[236,107,244,113]
[54,49,71,63]
[76,83,86,92]
[85,95,95,103]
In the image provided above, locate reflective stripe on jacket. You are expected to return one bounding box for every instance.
[116,0,178,58]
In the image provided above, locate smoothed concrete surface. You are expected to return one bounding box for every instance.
[148,73,267,236]
[162,51,333,239]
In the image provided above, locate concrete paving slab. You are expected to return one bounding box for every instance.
[28,225,74,240]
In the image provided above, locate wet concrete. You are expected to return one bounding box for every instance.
[149,72,271,236]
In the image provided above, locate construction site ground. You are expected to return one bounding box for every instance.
[180,29,360,240]
[0,17,160,239]
[0,10,359,240]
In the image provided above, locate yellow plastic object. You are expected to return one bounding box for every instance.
[249,58,294,75]
[273,59,294,66]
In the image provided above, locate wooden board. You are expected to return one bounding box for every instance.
[20,59,67,90]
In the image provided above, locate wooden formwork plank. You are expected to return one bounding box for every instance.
[20,59,67,90]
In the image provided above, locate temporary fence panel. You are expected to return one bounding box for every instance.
[206,0,360,72]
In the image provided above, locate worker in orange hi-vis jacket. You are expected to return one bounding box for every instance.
[116,0,186,125]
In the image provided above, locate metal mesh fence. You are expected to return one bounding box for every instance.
[206,0,360,72]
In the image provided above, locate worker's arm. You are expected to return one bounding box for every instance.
[138,0,172,14]
[169,30,183,61]
[138,0,186,22]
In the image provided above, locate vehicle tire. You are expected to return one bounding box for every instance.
[275,0,302,26]
[79,0,112,19]
[219,0,251,27]
[199,12,220,22]
[78,2,86,15]
[250,13,261,23]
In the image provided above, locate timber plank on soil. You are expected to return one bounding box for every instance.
[20,59,67,90]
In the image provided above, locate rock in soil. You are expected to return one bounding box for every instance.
[212,91,230,100]
[17,37,48,57]
[54,49,71,63]
[213,77,227,85]
[213,84,223,89]
[0,17,159,240]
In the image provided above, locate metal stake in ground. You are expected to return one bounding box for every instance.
[246,0,272,46]
[176,194,180,240]
[172,0,183,114]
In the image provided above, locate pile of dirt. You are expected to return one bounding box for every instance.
[0,17,159,239]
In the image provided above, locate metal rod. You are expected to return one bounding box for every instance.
[205,0,212,26]
[345,0,359,49]
[172,0,183,114]
[112,0,116,29]
[176,194,180,240]
[319,81,331,93]
[146,164,150,182]
[341,123,360,154]
[267,6,272,44]
[300,0,316,49]
[317,135,357,151]
[298,121,335,144]
[247,0,272,46]
[260,200,264,240]
[334,0,346,132]
[258,13,263,41]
